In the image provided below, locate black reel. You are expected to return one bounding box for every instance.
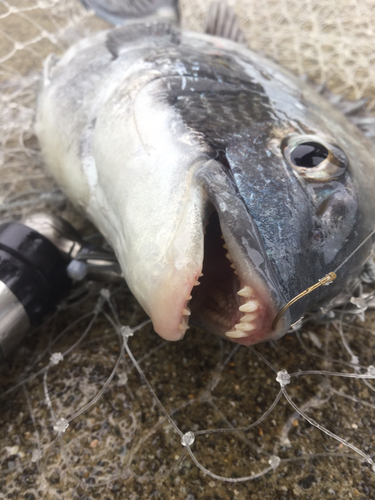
[0,214,122,362]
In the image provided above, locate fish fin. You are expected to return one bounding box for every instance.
[205,2,247,46]
[42,53,60,85]
[106,22,181,58]
[79,0,179,27]
[311,80,375,138]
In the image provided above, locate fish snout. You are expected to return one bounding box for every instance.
[189,159,291,345]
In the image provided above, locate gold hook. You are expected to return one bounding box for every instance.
[271,272,337,331]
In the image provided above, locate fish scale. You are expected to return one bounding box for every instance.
[36,16,375,346]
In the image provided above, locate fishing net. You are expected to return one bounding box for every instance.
[1,1,375,499]
[181,0,375,109]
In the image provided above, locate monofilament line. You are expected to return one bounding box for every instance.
[272,226,375,329]
[282,387,375,469]
[333,227,375,274]
[272,272,336,330]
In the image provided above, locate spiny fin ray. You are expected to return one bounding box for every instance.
[205,1,247,46]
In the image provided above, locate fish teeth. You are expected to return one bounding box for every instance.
[234,322,256,331]
[237,286,253,297]
[178,316,189,331]
[194,280,200,286]
[240,313,257,322]
[239,300,259,313]
[183,308,191,316]
[225,248,239,276]
[225,330,249,338]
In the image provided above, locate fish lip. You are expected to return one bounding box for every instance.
[148,272,199,341]
[191,158,291,344]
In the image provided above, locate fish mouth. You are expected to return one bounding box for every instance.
[149,159,291,345]
[189,210,279,345]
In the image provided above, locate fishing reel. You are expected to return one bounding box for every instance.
[0,213,122,362]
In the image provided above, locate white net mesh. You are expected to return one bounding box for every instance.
[1,1,375,499]
[0,0,109,222]
[181,0,375,109]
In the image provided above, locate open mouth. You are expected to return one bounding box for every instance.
[146,159,290,345]
[181,209,279,345]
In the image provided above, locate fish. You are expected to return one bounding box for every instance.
[35,2,375,346]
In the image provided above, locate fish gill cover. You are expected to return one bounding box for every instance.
[1,1,375,499]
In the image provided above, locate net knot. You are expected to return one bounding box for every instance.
[276,370,290,387]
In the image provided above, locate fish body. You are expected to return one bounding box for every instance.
[35,21,375,345]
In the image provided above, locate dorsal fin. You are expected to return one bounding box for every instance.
[106,22,181,58]
[80,0,179,27]
[205,2,247,46]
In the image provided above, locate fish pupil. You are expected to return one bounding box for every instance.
[290,142,328,168]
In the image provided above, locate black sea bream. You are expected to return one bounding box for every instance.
[35,21,375,346]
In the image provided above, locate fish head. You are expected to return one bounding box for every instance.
[186,50,375,345]
[111,45,375,346]
[36,29,375,346]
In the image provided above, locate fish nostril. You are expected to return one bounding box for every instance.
[312,228,324,243]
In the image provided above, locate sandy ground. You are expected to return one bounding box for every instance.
[0,2,375,499]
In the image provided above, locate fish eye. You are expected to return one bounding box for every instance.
[290,141,328,168]
[282,135,348,181]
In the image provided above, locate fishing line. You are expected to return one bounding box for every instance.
[333,227,375,274]
[2,1,375,493]
[272,227,375,330]
[272,272,337,330]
